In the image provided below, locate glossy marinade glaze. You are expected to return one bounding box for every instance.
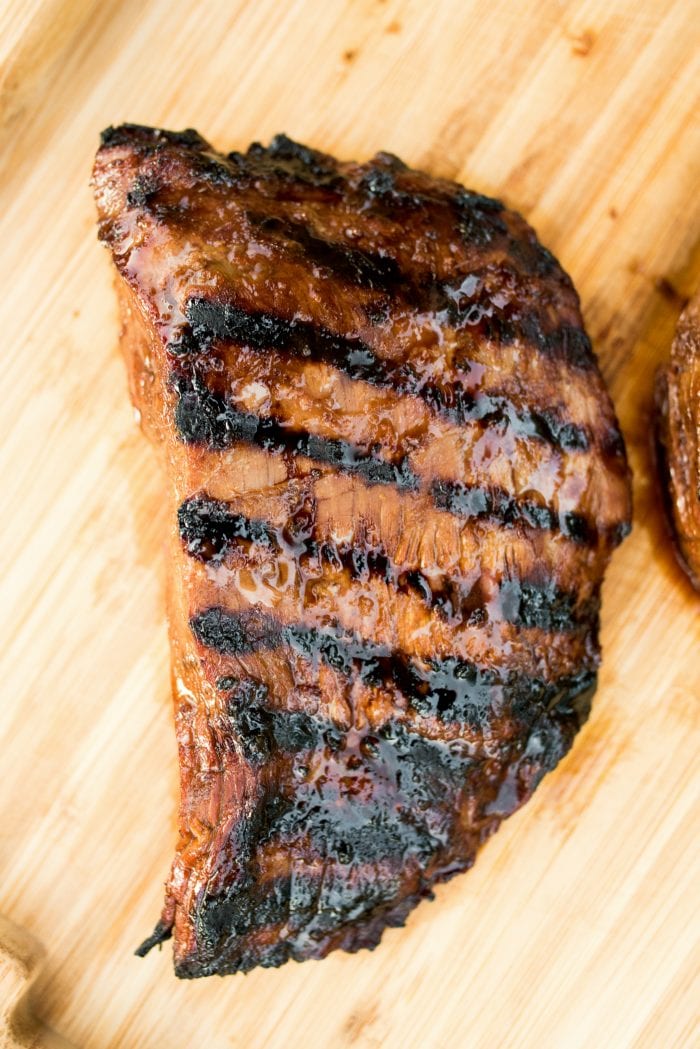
[92,125,631,977]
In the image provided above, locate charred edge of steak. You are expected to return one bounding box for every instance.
[178,495,599,632]
[236,136,588,328]
[174,676,591,976]
[134,919,174,958]
[100,124,209,151]
[189,606,597,730]
[182,883,427,977]
[169,297,592,455]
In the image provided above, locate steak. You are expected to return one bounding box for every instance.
[92,125,632,977]
[656,291,700,590]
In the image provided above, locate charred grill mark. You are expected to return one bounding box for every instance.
[246,211,404,291]
[174,380,599,540]
[431,479,594,545]
[178,495,276,560]
[174,298,591,453]
[190,606,596,729]
[173,376,418,489]
[420,386,590,451]
[178,495,598,631]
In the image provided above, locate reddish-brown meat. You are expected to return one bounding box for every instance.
[92,125,631,978]
[656,291,700,590]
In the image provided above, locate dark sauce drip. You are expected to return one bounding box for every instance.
[178,494,597,631]
[190,606,596,729]
[171,297,591,454]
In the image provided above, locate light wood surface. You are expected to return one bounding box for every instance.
[1,1,699,1047]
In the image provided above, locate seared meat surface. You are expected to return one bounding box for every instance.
[656,291,700,590]
[92,125,631,977]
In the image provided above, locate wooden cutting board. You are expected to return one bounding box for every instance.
[1,1,698,1046]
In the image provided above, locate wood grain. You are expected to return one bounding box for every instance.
[1,1,699,1046]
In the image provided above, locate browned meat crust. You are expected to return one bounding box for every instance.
[92,124,632,978]
[655,292,700,590]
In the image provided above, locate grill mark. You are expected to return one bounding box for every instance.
[214,671,595,755]
[246,211,404,291]
[190,606,596,729]
[252,200,586,370]
[174,379,598,543]
[173,376,418,489]
[174,298,591,453]
[178,495,597,631]
[431,479,594,545]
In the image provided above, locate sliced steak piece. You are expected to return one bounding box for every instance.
[92,125,632,978]
[656,291,700,590]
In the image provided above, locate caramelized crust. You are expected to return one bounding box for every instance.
[656,292,700,589]
[93,125,631,977]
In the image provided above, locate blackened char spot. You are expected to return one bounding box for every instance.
[190,606,281,654]
[431,479,594,544]
[220,678,319,763]
[498,579,600,632]
[240,134,342,190]
[178,495,274,560]
[99,124,207,150]
[267,134,336,175]
[126,175,160,208]
[456,190,509,246]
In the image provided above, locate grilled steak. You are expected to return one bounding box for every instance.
[92,124,632,978]
[656,291,700,590]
